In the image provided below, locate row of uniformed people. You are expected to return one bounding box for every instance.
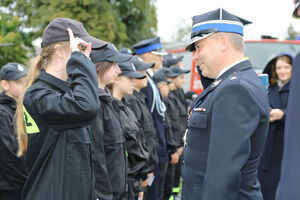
[0,17,190,200]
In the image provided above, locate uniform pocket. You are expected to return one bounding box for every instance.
[66,127,92,172]
[67,128,91,144]
[188,112,208,129]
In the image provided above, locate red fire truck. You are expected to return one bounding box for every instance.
[166,39,300,94]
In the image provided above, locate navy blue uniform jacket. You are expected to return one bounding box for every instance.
[22,51,99,200]
[276,52,300,200]
[182,60,269,200]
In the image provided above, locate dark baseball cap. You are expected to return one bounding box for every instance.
[119,60,146,79]
[41,18,108,48]
[131,56,154,71]
[169,65,190,77]
[90,43,132,64]
[157,68,176,78]
[153,70,172,84]
[0,63,27,81]
[163,53,183,67]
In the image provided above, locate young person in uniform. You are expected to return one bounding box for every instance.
[16,18,107,200]
[0,63,27,200]
[122,56,158,195]
[90,43,132,200]
[182,9,269,200]
[109,60,149,200]
[152,70,179,200]
[132,37,168,200]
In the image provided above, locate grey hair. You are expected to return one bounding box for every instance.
[211,32,244,52]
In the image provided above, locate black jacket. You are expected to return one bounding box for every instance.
[169,91,187,147]
[92,88,127,200]
[21,51,99,200]
[0,93,27,199]
[123,90,158,173]
[112,98,149,182]
[162,97,179,156]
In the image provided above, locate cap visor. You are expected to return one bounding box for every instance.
[151,49,168,56]
[123,71,146,79]
[186,33,214,51]
[136,63,155,71]
[108,52,132,63]
[183,69,191,74]
[82,35,108,49]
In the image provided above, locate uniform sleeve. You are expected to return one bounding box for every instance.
[91,109,113,200]
[24,51,100,124]
[164,101,178,155]
[202,83,260,200]
[141,82,153,110]
[0,111,27,191]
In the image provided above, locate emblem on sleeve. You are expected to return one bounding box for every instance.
[23,106,40,134]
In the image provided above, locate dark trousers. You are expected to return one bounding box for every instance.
[163,163,176,200]
[145,162,168,200]
[127,179,141,200]
[173,156,182,195]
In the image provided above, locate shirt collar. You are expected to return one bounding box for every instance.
[216,58,248,79]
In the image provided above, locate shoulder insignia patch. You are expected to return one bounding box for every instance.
[23,106,40,134]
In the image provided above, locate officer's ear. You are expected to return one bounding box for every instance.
[219,34,230,52]
[0,80,9,91]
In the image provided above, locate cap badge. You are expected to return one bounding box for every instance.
[17,64,24,71]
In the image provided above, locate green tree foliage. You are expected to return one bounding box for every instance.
[286,24,300,40]
[0,10,34,68]
[112,0,158,47]
[12,0,157,48]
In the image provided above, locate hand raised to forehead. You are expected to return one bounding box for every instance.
[67,28,91,58]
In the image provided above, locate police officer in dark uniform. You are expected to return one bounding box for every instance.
[182,8,270,200]
[0,63,28,200]
[276,2,300,199]
[90,43,132,200]
[132,37,168,200]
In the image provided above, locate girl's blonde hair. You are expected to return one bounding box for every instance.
[16,41,69,156]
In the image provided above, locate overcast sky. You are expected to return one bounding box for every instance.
[156,0,300,42]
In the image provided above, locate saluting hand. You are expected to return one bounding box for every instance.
[67,28,92,58]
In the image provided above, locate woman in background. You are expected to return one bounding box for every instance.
[258,54,293,200]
